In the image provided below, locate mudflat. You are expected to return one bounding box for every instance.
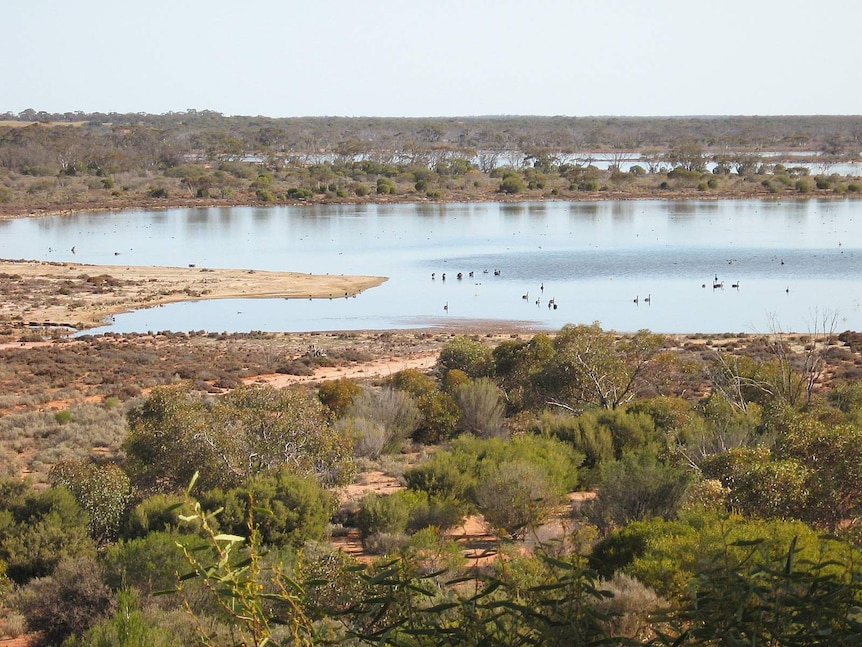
[0,258,386,334]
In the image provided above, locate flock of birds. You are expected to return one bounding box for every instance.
[434,257,795,315]
[434,269,559,313]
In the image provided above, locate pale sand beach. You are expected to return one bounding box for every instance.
[0,259,387,331]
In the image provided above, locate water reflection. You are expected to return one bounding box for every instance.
[1,200,860,334]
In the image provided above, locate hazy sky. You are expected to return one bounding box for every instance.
[3,0,860,118]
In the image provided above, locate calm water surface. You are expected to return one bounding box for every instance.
[1,200,860,334]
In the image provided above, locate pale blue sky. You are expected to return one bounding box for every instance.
[3,0,860,117]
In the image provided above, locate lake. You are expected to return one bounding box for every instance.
[1,199,860,334]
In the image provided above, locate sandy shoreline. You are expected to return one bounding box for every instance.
[0,258,386,332]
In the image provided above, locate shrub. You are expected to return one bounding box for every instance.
[454,378,506,438]
[202,468,335,548]
[355,492,411,539]
[795,178,812,193]
[583,452,692,533]
[338,416,388,459]
[376,177,396,194]
[48,460,131,543]
[344,387,421,454]
[318,377,362,417]
[438,335,494,377]
[498,173,525,194]
[414,391,461,444]
[15,555,115,646]
[104,531,206,596]
[476,460,562,539]
[0,483,96,584]
[122,493,198,539]
[389,368,437,399]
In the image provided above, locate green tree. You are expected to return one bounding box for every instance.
[701,446,810,520]
[413,390,461,444]
[536,324,665,411]
[124,385,354,492]
[665,138,706,172]
[388,368,437,399]
[493,333,555,411]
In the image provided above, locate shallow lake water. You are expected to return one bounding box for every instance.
[1,199,860,334]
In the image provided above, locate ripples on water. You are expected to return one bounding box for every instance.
[1,199,860,334]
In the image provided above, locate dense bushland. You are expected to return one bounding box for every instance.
[1,323,862,644]
[1,113,860,216]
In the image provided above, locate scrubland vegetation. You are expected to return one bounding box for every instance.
[1,113,861,217]
[1,323,862,645]
[2,112,862,643]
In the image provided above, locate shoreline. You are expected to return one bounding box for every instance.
[2,189,860,223]
[0,258,386,333]
[2,194,860,338]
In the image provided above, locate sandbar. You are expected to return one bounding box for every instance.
[0,258,387,332]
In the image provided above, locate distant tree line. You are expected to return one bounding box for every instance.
[2,111,861,164]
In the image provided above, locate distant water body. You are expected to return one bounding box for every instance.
[1,199,860,334]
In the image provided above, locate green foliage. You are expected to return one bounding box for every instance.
[104,531,206,597]
[172,484,316,647]
[534,324,665,411]
[54,409,73,425]
[124,384,355,492]
[317,376,361,417]
[438,335,494,377]
[77,588,182,647]
[701,446,809,519]
[122,493,196,539]
[0,481,96,584]
[584,452,692,533]
[146,186,168,198]
[498,172,526,194]
[202,467,335,548]
[774,414,862,528]
[538,407,661,472]
[795,177,813,193]
[476,459,564,539]
[49,460,131,543]
[399,527,467,575]
[492,333,555,410]
[354,492,411,539]
[353,488,464,551]
[414,390,461,444]
[376,177,396,194]
[652,528,862,644]
[404,435,582,527]
[388,368,437,399]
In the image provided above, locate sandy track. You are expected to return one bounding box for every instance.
[245,351,439,387]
